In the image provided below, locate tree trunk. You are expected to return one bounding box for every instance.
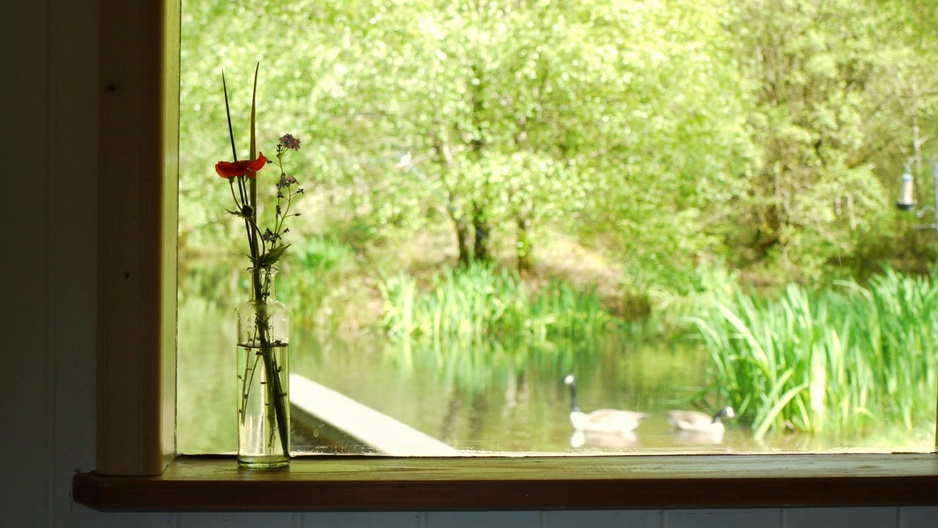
[433,137,473,266]
[472,200,490,262]
[516,213,534,273]
[455,211,472,266]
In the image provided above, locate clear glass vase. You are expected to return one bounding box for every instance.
[236,266,290,468]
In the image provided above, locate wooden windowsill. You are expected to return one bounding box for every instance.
[73,453,938,511]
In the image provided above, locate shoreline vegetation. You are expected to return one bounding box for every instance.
[181,240,938,443]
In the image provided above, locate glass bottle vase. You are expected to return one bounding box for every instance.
[236,266,290,468]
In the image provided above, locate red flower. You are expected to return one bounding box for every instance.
[215,153,268,179]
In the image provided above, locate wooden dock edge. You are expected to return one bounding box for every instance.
[289,374,459,456]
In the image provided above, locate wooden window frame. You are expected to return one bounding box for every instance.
[73,0,938,511]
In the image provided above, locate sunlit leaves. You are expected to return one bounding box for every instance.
[724,0,938,278]
[179,0,938,287]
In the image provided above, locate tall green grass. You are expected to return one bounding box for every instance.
[687,268,938,439]
[377,261,611,343]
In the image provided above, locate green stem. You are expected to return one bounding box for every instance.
[250,267,290,457]
[222,70,238,163]
[238,352,262,422]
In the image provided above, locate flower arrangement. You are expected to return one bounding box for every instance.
[215,66,304,271]
[215,64,303,467]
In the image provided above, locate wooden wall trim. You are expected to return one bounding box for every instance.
[96,0,178,476]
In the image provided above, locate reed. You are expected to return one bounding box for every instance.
[377,261,611,344]
[687,268,938,439]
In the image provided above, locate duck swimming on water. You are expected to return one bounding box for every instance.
[563,374,648,434]
[666,406,735,435]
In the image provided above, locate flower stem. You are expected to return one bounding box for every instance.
[249,267,290,457]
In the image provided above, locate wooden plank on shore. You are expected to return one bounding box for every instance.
[290,374,459,456]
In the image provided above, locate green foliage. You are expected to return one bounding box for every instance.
[687,268,938,439]
[724,0,938,277]
[277,235,356,329]
[180,0,938,334]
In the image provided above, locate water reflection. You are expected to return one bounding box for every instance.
[570,430,639,450]
[670,429,726,446]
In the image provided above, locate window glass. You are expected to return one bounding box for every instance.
[177,0,938,455]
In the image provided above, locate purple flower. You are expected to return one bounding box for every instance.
[279,134,301,151]
[278,174,298,189]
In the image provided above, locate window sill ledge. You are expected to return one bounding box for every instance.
[73,453,938,511]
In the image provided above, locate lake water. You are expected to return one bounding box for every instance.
[177,273,935,455]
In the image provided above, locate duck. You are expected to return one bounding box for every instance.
[562,374,648,434]
[666,406,735,434]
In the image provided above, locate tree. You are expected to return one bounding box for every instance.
[177,0,938,294]
[725,0,938,279]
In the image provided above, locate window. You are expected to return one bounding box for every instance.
[75,0,938,511]
[177,0,937,456]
